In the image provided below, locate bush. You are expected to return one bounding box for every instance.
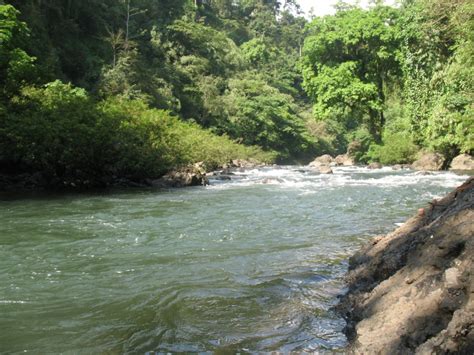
[1,81,112,178]
[346,127,375,163]
[1,80,274,184]
[367,132,419,164]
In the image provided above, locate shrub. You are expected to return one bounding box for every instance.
[367,132,419,164]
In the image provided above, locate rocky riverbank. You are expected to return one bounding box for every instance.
[338,177,474,353]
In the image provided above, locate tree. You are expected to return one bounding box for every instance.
[301,5,401,141]
[0,4,37,98]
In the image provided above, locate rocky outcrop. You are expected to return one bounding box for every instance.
[450,154,474,171]
[412,152,445,171]
[335,154,355,166]
[338,177,474,354]
[152,165,209,188]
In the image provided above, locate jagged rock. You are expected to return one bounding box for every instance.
[450,154,474,171]
[367,162,383,169]
[338,177,474,354]
[412,152,445,171]
[309,154,334,167]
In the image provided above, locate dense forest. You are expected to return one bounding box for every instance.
[0,0,472,187]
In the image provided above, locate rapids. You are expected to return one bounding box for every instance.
[0,166,469,353]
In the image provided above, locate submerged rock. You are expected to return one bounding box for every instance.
[412,152,445,171]
[450,153,474,171]
[338,177,474,354]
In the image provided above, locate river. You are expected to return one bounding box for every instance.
[0,166,469,353]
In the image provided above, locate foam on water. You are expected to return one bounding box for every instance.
[0,166,470,353]
[208,166,469,192]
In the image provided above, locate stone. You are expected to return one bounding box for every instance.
[444,267,462,289]
[368,162,383,169]
[335,154,355,166]
[450,154,474,171]
[412,152,445,171]
[152,166,209,188]
[309,154,334,167]
[318,165,333,174]
[231,159,257,169]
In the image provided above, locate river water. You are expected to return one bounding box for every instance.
[0,166,469,353]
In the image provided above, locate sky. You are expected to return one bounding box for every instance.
[295,0,396,18]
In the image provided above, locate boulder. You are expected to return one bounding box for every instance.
[152,166,209,188]
[450,154,474,171]
[309,154,334,167]
[412,152,445,171]
[335,154,355,166]
[368,162,383,169]
[318,165,333,174]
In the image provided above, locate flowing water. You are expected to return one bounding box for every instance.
[0,166,469,353]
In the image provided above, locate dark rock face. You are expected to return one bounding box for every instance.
[338,177,474,354]
[412,152,445,171]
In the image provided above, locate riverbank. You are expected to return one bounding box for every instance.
[338,177,474,353]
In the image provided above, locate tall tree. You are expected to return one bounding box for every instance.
[301,5,401,141]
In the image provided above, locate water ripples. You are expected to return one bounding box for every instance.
[0,166,469,353]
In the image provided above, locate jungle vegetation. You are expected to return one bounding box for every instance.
[0,0,472,186]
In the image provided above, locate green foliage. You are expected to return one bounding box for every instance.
[1,80,274,183]
[367,132,419,164]
[345,127,376,163]
[220,74,317,160]
[0,4,36,97]
[301,5,401,141]
[1,81,112,178]
[399,0,473,159]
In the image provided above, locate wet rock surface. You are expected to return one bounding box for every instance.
[338,177,474,354]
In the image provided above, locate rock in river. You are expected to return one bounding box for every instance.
[335,154,355,166]
[412,152,445,171]
[152,166,209,188]
[309,154,334,167]
[450,153,474,171]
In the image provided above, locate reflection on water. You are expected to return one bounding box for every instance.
[0,166,469,353]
